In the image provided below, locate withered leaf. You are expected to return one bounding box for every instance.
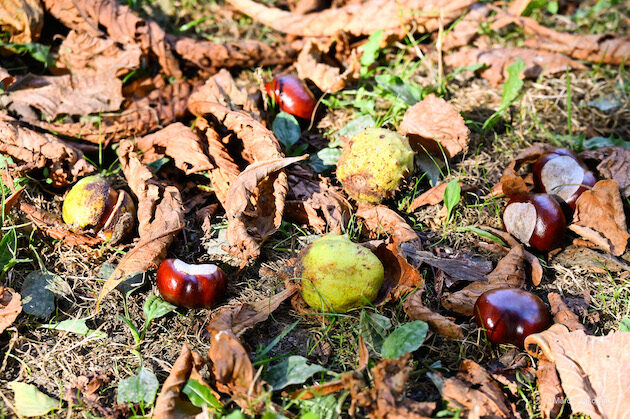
[0,287,22,334]
[569,180,629,256]
[192,69,260,119]
[1,66,15,90]
[548,292,586,333]
[441,360,512,418]
[356,203,418,244]
[97,141,184,303]
[0,118,95,187]
[404,290,463,339]
[136,123,213,175]
[227,0,475,39]
[64,374,115,419]
[550,246,630,275]
[371,238,424,303]
[0,0,43,43]
[285,165,351,234]
[296,38,360,93]
[445,47,586,86]
[226,156,306,263]
[580,146,630,198]
[408,182,463,211]
[536,358,564,419]
[490,143,554,198]
[399,94,470,159]
[442,4,489,51]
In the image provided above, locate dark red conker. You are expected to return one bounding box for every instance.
[503,193,566,252]
[474,288,551,347]
[532,148,596,209]
[265,74,316,120]
[156,259,226,308]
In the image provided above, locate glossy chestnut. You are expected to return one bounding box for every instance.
[532,148,596,209]
[474,288,551,347]
[503,193,566,252]
[265,74,316,119]
[156,259,226,308]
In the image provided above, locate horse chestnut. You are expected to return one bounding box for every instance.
[532,148,596,209]
[474,288,551,347]
[503,193,566,252]
[156,259,226,308]
[265,74,316,119]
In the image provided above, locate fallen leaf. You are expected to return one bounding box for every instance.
[580,146,630,198]
[225,156,306,263]
[64,373,114,419]
[407,182,473,211]
[296,37,360,93]
[536,358,565,419]
[548,292,586,333]
[569,180,629,256]
[356,203,419,244]
[445,47,586,86]
[371,238,424,302]
[97,141,184,303]
[399,94,470,159]
[441,360,513,418]
[0,118,95,187]
[550,246,630,275]
[1,66,15,90]
[442,4,489,51]
[404,290,463,339]
[490,143,554,198]
[0,287,21,334]
[0,0,43,43]
[2,186,25,213]
[285,165,351,234]
[135,123,213,175]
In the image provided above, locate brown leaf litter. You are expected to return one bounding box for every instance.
[442,4,490,51]
[525,325,630,419]
[296,37,360,93]
[569,180,629,256]
[399,94,470,159]
[490,142,555,198]
[356,203,419,244]
[548,292,586,333]
[371,238,425,302]
[0,0,43,43]
[0,287,22,334]
[580,146,630,199]
[404,290,463,339]
[98,140,185,303]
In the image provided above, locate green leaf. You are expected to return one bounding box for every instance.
[224,410,247,419]
[265,356,327,390]
[40,318,106,339]
[583,136,630,150]
[0,229,18,277]
[381,320,428,359]
[273,112,302,149]
[117,367,159,406]
[483,58,526,131]
[9,382,59,417]
[147,157,171,173]
[360,30,383,74]
[317,147,343,166]
[116,314,141,344]
[619,317,630,332]
[414,150,444,187]
[0,41,55,67]
[182,379,223,411]
[21,271,57,318]
[335,115,376,143]
[143,295,176,325]
[443,179,461,224]
[457,226,506,246]
[374,74,423,105]
[360,311,392,353]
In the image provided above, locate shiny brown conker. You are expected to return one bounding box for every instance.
[265,74,316,119]
[532,148,596,209]
[503,193,567,252]
[474,288,551,347]
[156,259,226,308]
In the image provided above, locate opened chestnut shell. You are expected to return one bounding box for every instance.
[265,74,316,120]
[156,259,226,308]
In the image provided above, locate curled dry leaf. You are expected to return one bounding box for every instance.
[551,246,630,275]
[285,165,351,234]
[407,182,471,212]
[371,238,424,303]
[0,0,43,43]
[536,358,564,419]
[226,156,306,263]
[1,66,15,90]
[442,4,489,51]
[548,292,586,333]
[64,374,115,419]
[490,142,554,198]
[444,47,586,86]
[97,141,184,303]
[0,287,22,334]
[356,203,419,244]
[0,118,95,187]
[404,290,463,339]
[399,94,470,159]
[569,180,629,256]
[580,146,630,198]
[135,123,213,175]
[296,37,360,93]
[226,0,476,39]
[525,327,630,419]
[441,360,513,418]
[192,69,260,119]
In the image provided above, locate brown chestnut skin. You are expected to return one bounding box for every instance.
[474,288,551,347]
[532,148,596,209]
[265,75,316,120]
[156,259,226,308]
[503,193,567,252]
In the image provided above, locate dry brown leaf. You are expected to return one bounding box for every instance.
[1,66,15,90]
[0,118,95,187]
[192,69,260,119]
[580,146,630,199]
[285,165,351,234]
[441,360,513,418]
[444,47,587,86]
[64,373,115,419]
[490,143,554,198]
[6,73,124,120]
[2,186,25,214]
[407,182,465,212]
[371,238,424,303]
[551,246,630,275]
[399,94,470,159]
[526,329,630,419]
[227,0,475,39]
[56,30,142,77]
[226,156,306,263]
[548,292,586,333]
[569,180,629,256]
[296,37,360,93]
[443,4,489,51]
[0,0,43,43]
[404,290,463,339]
[536,358,565,419]
[136,123,213,175]
[0,287,21,334]
[97,141,184,303]
[356,203,418,244]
